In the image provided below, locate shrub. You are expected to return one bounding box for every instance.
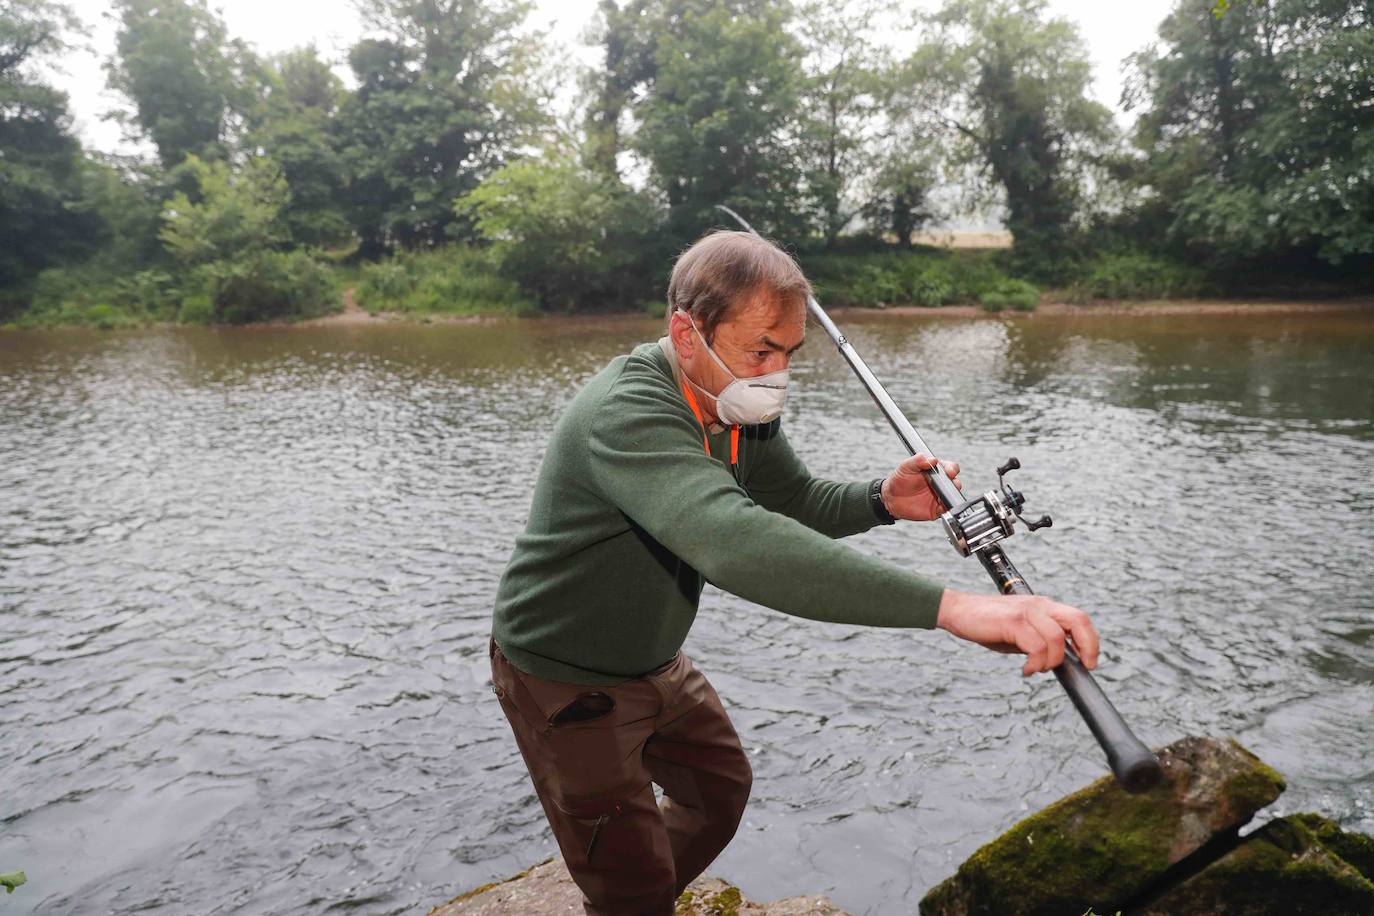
[1066,253,1212,302]
[18,266,151,329]
[114,270,183,322]
[979,279,1040,312]
[177,292,214,324]
[456,155,663,311]
[200,250,340,323]
[805,249,1012,308]
[355,246,534,316]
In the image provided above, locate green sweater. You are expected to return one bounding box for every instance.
[491,338,947,684]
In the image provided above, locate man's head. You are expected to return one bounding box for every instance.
[665,231,812,426]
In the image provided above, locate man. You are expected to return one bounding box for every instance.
[489,230,1099,915]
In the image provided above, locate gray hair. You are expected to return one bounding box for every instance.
[665,230,812,342]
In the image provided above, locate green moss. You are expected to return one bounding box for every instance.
[1222,759,1287,817]
[1142,816,1374,914]
[922,772,1179,915]
[1291,813,1374,882]
[920,738,1286,916]
[676,884,743,915]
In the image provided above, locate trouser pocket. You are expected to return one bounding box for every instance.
[552,791,628,863]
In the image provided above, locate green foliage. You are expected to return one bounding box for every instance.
[908,0,1116,278]
[629,0,809,241]
[0,1,101,299]
[1128,0,1374,266]
[159,154,289,263]
[334,0,548,254]
[177,290,213,324]
[795,0,893,243]
[247,46,351,247]
[107,0,257,168]
[198,249,339,323]
[979,278,1039,312]
[1066,253,1212,302]
[806,249,1011,308]
[1,868,25,893]
[457,153,664,310]
[355,247,533,316]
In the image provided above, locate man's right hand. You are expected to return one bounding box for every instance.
[935,589,1101,676]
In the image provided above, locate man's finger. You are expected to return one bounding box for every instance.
[910,453,938,471]
[941,460,959,479]
[1027,608,1066,671]
[1051,606,1101,670]
[1015,627,1049,676]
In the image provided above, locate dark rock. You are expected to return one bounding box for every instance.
[1139,814,1374,915]
[919,736,1285,916]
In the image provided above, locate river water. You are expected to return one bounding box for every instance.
[1,308,1371,915]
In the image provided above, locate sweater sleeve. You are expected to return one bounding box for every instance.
[745,423,890,538]
[583,374,945,630]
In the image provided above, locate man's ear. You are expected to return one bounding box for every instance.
[668,308,697,360]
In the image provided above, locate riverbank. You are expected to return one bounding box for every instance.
[5,291,1372,333]
[289,294,1374,329]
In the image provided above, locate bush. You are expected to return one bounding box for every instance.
[200,249,340,323]
[805,249,1012,308]
[456,155,664,311]
[17,266,151,329]
[177,292,214,324]
[1066,253,1212,302]
[979,279,1040,312]
[355,246,535,316]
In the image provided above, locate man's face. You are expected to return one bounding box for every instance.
[670,292,806,424]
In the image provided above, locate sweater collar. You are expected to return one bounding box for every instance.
[656,335,726,434]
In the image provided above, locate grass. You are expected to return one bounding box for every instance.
[354,246,536,318]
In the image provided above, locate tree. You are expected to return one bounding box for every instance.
[247,46,351,247]
[629,0,809,241]
[904,0,1115,276]
[106,0,258,169]
[158,154,288,264]
[456,151,663,310]
[333,0,549,255]
[0,0,100,298]
[581,0,655,179]
[795,0,893,245]
[1127,0,1374,265]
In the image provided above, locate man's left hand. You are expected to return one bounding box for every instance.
[880,453,962,522]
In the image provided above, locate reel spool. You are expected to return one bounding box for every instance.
[940,457,1053,557]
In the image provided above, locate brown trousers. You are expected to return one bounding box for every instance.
[489,639,753,916]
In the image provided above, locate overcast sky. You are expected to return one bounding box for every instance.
[53,0,1175,155]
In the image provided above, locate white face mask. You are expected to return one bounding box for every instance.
[683,313,789,426]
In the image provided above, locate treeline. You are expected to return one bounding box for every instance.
[1,0,1371,328]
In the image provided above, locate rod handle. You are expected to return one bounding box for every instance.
[1054,653,1163,793]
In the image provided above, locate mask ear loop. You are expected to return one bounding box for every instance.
[679,311,740,466]
[677,372,739,467]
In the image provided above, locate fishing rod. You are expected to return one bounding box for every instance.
[716,205,1162,793]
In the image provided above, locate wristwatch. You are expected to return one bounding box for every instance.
[869,477,898,525]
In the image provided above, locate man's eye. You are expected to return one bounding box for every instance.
[753,351,769,359]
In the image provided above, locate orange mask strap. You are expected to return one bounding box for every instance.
[678,376,738,466]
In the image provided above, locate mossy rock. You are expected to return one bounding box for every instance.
[920,737,1284,916]
[1139,815,1374,915]
[1289,813,1374,883]
[677,884,744,915]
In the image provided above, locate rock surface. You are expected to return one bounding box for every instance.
[1140,814,1374,915]
[920,736,1286,916]
[429,858,848,915]
[921,735,1374,916]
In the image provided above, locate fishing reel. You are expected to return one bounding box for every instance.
[940,457,1053,557]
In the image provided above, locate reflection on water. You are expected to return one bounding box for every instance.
[2,308,1372,915]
